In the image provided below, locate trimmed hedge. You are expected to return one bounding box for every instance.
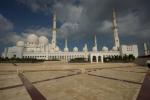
[69,58,88,63]
[0,57,44,63]
[104,54,135,63]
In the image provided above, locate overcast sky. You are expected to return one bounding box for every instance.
[0,0,150,55]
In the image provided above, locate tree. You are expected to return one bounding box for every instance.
[128,54,135,61]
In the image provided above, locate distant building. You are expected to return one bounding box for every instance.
[1,9,138,63]
[120,45,138,58]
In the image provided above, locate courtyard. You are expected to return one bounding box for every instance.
[0,62,148,100]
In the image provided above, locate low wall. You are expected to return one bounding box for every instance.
[134,56,150,66]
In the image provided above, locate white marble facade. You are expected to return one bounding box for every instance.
[1,10,139,63]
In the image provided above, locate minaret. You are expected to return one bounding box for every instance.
[112,8,120,50]
[94,35,97,48]
[83,44,88,52]
[65,39,67,48]
[64,38,69,52]
[144,42,148,56]
[51,12,57,50]
[92,35,97,52]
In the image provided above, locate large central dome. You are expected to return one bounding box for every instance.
[27,34,38,43]
[39,36,48,45]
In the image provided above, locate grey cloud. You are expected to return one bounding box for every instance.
[98,20,112,33]
[0,14,16,45]
[16,0,150,42]
[0,32,24,45]
[0,14,13,32]
[58,22,79,38]
[16,0,54,13]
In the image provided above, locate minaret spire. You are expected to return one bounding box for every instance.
[83,43,88,52]
[65,38,68,48]
[94,35,97,48]
[144,42,148,56]
[64,38,69,52]
[51,12,57,50]
[92,35,97,52]
[112,8,120,50]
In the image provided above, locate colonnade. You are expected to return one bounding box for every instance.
[90,54,104,63]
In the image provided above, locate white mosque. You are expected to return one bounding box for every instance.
[1,9,138,63]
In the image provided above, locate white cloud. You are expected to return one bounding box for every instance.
[7,0,148,46]
[98,20,112,33]
[25,27,51,37]
[12,26,51,43]
[0,14,51,44]
[17,0,89,38]
[97,12,150,39]
[16,0,150,39]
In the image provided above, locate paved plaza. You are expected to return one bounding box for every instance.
[0,62,149,100]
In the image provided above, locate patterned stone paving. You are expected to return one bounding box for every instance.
[0,63,148,100]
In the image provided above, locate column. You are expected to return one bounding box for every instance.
[90,55,93,63]
[96,56,98,63]
[101,55,104,63]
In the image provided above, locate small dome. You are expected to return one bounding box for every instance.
[102,46,108,51]
[39,36,48,45]
[112,46,118,51]
[16,41,24,47]
[56,46,60,51]
[64,47,69,52]
[27,34,38,43]
[73,47,78,52]
[92,46,97,51]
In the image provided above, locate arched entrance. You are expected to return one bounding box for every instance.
[92,56,96,62]
[98,56,101,62]
[90,54,104,63]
